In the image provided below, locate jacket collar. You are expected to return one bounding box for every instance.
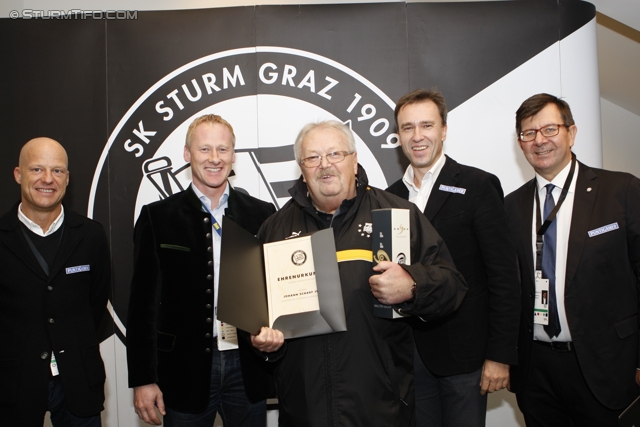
[517,160,596,289]
[0,202,85,281]
[0,201,83,231]
[424,155,459,220]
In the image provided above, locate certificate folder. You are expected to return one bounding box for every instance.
[218,217,347,339]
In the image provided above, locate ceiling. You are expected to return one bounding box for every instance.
[594,7,640,117]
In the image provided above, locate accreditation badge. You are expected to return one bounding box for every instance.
[216,319,239,351]
[534,270,549,325]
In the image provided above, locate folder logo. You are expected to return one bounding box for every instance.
[291,250,308,266]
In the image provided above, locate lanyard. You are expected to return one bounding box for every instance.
[534,153,576,272]
[201,202,222,237]
[21,225,64,276]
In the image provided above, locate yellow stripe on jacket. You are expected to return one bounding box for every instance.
[336,249,373,263]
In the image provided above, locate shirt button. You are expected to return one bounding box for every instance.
[48,318,55,324]
[40,351,49,359]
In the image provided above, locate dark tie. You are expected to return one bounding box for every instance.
[543,184,561,338]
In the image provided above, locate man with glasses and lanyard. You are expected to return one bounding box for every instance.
[506,93,640,426]
[127,114,276,426]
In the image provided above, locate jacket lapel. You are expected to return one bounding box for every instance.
[520,179,536,286]
[0,205,49,280]
[424,156,457,221]
[49,210,84,280]
[565,164,597,289]
[225,185,239,223]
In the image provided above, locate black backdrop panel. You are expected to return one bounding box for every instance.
[0,2,597,342]
[0,18,107,214]
[256,3,409,103]
[406,1,595,111]
[102,7,257,327]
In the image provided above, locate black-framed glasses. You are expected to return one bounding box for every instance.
[299,151,354,168]
[519,124,568,142]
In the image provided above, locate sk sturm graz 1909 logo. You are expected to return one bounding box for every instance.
[291,250,307,266]
[88,47,403,342]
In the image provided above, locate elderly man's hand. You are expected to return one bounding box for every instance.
[251,326,284,353]
[369,261,415,305]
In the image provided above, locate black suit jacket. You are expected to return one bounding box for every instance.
[127,185,276,413]
[505,161,640,409]
[387,156,520,375]
[0,203,111,422]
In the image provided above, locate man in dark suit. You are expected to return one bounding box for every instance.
[506,93,640,426]
[0,137,111,426]
[127,114,276,426]
[387,89,520,427]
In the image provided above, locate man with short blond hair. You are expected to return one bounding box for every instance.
[127,114,276,426]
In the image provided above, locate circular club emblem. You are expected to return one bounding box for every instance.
[291,250,307,266]
[89,46,405,341]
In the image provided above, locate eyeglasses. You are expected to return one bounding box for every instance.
[299,151,354,168]
[519,124,568,142]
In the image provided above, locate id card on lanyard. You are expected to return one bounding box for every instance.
[532,154,576,325]
[534,272,550,325]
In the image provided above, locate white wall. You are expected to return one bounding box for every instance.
[601,97,640,177]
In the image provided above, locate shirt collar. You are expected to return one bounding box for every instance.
[535,159,579,194]
[17,203,65,237]
[402,152,446,192]
[191,182,230,210]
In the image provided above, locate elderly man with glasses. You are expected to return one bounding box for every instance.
[248,120,467,427]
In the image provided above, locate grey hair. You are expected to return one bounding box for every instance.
[293,120,357,163]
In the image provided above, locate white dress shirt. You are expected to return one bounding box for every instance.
[531,161,578,343]
[402,153,447,212]
[18,203,65,236]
